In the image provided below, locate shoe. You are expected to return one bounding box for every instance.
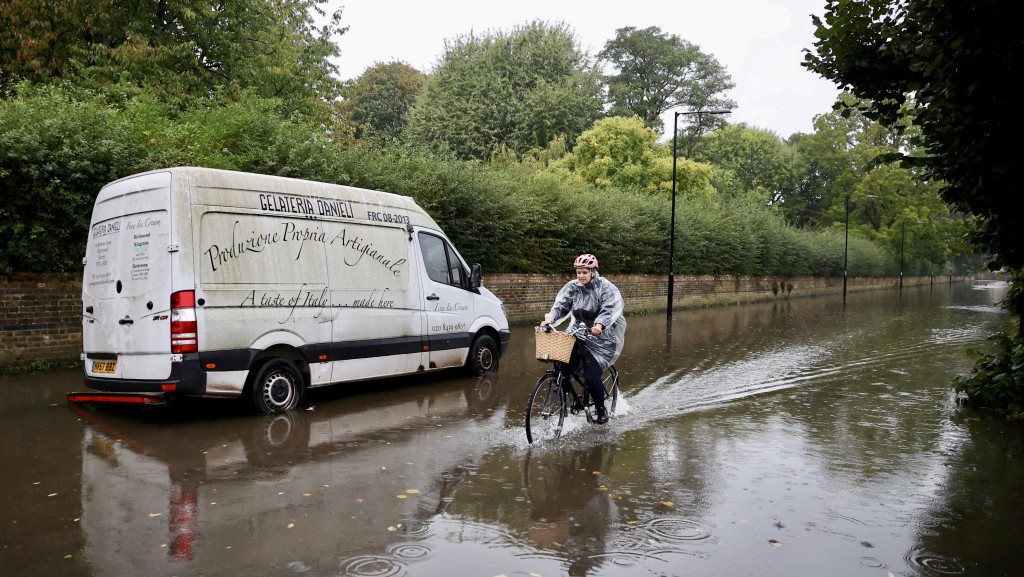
[594,403,609,425]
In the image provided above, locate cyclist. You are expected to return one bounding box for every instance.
[539,253,626,424]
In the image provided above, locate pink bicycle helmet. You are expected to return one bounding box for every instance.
[573,253,599,269]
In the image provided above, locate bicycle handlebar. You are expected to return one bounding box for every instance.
[539,322,590,338]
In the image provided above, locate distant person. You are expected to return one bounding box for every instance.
[539,253,626,424]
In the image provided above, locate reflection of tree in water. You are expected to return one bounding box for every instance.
[524,444,616,576]
[911,411,1024,575]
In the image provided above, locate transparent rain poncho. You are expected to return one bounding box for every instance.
[543,271,627,370]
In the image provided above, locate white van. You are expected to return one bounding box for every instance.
[79,167,510,414]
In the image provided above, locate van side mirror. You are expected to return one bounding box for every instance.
[469,263,482,290]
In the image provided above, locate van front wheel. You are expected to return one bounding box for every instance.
[251,359,303,415]
[467,334,499,376]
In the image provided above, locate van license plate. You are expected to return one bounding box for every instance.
[93,360,116,374]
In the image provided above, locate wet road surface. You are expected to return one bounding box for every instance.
[2,281,1022,577]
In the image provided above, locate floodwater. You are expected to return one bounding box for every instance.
[2,281,1022,577]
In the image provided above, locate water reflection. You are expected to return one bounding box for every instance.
[64,376,510,576]
[523,444,616,576]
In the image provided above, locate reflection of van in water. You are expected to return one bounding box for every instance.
[79,167,510,413]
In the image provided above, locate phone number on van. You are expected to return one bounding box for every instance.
[367,211,411,224]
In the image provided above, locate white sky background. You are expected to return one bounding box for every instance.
[323,0,841,139]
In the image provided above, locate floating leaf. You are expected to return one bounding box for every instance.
[405,489,421,494]
[48,493,58,497]
[659,501,674,507]
[768,539,783,548]
[303,492,312,497]
[288,523,295,529]
[148,513,161,518]
[388,526,397,532]
[396,494,407,499]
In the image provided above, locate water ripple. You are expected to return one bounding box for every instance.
[336,555,403,577]
[385,542,435,563]
[904,547,965,575]
[643,517,714,543]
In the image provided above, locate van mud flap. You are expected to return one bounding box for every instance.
[66,391,168,406]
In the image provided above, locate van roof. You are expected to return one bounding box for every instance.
[99,166,441,230]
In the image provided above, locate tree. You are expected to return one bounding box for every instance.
[1,0,347,117]
[598,26,735,133]
[339,61,425,145]
[692,124,802,207]
[547,115,717,200]
[404,20,604,161]
[805,0,1024,412]
[805,0,1022,277]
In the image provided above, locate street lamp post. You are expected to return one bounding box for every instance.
[668,109,730,325]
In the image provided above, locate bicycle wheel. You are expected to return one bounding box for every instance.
[525,372,567,444]
[603,366,620,416]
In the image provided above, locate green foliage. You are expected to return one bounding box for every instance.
[404,20,604,161]
[0,82,152,274]
[694,124,802,206]
[1,0,346,120]
[807,1,1021,271]
[145,91,349,181]
[339,61,425,145]
[598,26,735,133]
[0,82,351,273]
[954,332,1024,416]
[548,116,672,193]
[324,144,894,278]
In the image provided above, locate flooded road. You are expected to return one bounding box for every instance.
[2,281,1022,577]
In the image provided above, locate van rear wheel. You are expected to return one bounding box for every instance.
[467,334,498,376]
[251,359,303,415]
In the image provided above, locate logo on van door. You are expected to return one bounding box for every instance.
[259,193,355,219]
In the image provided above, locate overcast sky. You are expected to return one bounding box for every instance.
[324,0,841,138]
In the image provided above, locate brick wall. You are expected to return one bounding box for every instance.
[1,273,83,367]
[0,271,956,368]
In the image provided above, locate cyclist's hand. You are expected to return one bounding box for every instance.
[590,323,603,336]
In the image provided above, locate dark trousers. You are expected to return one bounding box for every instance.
[562,342,605,406]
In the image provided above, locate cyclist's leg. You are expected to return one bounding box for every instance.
[580,353,608,423]
[603,366,619,415]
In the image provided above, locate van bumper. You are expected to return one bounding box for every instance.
[82,354,207,395]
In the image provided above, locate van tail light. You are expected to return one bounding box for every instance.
[170,290,198,354]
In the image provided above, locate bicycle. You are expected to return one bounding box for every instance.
[525,323,620,444]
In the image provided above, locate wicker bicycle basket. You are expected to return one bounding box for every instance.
[535,329,576,363]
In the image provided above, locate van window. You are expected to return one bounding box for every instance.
[419,232,466,288]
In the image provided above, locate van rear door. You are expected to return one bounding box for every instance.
[82,171,176,381]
